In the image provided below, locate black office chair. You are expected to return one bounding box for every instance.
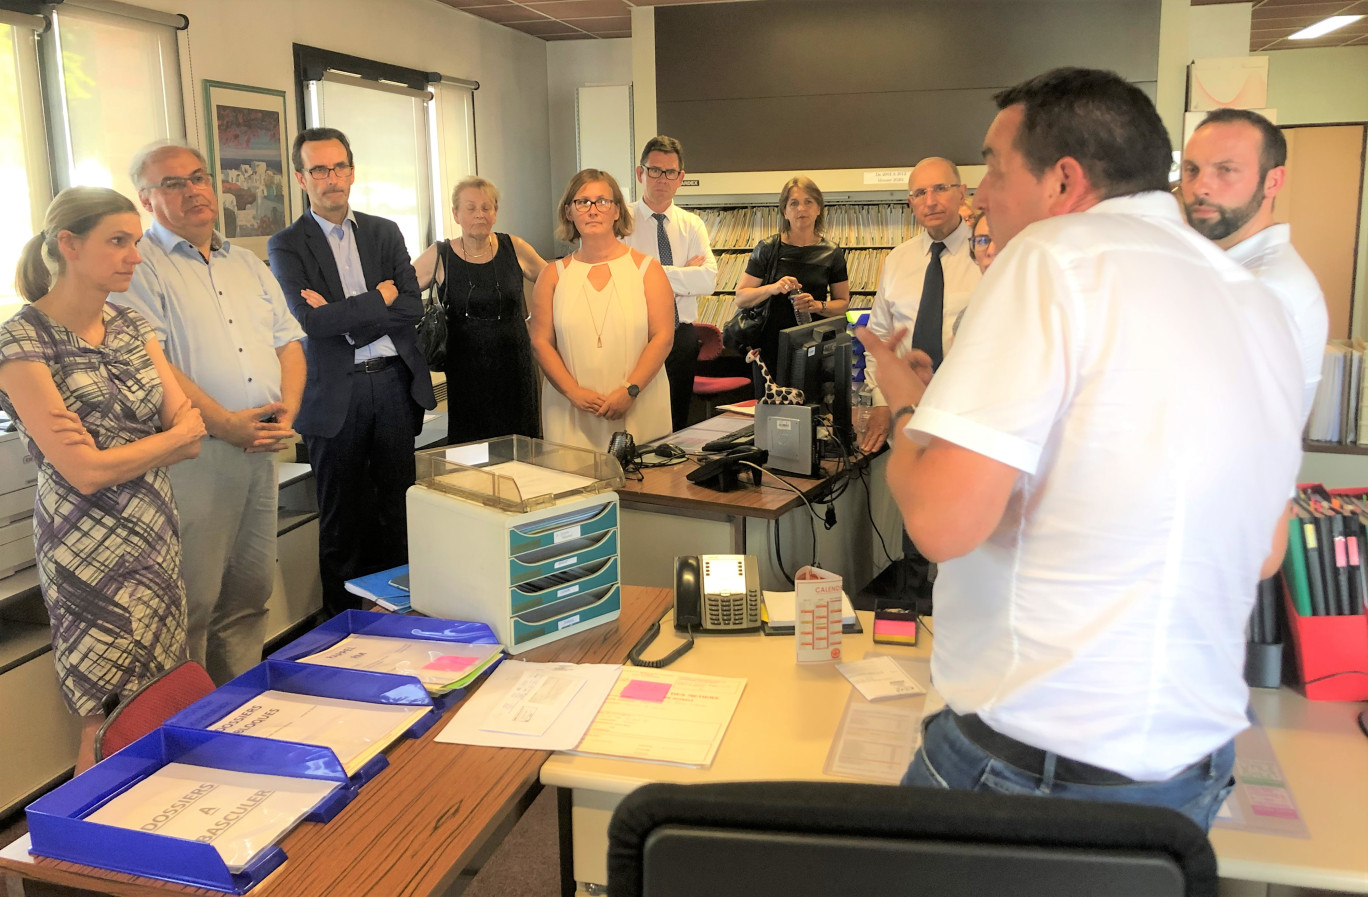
[606,781,1217,897]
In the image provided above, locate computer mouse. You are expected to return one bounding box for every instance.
[651,443,686,460]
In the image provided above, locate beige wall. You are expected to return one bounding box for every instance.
[1260,46,1368,341]
[546,36,634,255]
[135,0,555,254]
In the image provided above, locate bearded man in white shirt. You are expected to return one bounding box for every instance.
[860,67,1302,830]
[623,135,718,431]
[1182,108,1328,420]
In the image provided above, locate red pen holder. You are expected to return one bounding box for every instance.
[1281,577,1368,701]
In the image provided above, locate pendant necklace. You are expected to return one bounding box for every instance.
[582,272,617,349]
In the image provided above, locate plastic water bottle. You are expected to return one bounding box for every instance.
[791,291,812,325]
[851,373,874,438]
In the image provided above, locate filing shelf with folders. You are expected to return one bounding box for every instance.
[407,437,625,654]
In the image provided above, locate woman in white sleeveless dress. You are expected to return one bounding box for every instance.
[531,169,674,451]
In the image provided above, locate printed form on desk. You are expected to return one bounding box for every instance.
[565,668,747,768]
[435,660,622,750]
[83,763,339,872]
[208,691,428,777]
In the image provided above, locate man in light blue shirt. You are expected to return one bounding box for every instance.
[116,141,306,684]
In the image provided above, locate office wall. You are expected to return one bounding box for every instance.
[546,37,633,252]
[1259,46,1368,340]
[132,0,555,254]
[653,0,1161,172]
[1188,2,1251,59]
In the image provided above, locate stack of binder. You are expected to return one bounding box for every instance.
[1280,484,1368,701]
[1306,340,1368,445]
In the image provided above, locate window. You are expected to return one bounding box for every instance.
[431,79,477,242]
[0,14,50,322]
[295,45,479,259]
[41,2,185,199]
[307,72,433,258]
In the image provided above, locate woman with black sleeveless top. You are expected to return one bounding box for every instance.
[414,177,547,444]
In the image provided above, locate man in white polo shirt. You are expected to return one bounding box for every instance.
[860,67,1303,829]
[1182,108,1327,420]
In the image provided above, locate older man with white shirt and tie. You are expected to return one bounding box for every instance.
[623,136,718,431]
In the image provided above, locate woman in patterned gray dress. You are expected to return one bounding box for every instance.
[0,187,206,771]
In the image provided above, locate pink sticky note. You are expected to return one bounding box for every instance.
[422,655,479,673]
[621,679,671,702]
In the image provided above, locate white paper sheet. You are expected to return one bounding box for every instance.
[481,670,588,737]
[208,691,428,776]
[480,460,594,498]
[836,655,926,701]
[83,763,339,872]
[295,634,501,692]
[435,660,622,750]
[762,589,856,627]
[566,668,746,768]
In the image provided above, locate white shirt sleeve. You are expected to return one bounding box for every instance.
[661,212,718,297]
[908,237,1075,475]
[864,257,899,407]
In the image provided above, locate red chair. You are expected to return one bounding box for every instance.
[692,323,752,415]
[93,660,216,761]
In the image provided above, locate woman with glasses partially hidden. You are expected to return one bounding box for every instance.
[414,177,548,445]
[529,169,674,452]
[733,176,851,392]
[952,211,999,339]
[0,187,206,771]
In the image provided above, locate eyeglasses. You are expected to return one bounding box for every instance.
[909,183,962,203]
[644,166,682,181]
[303,163,354,181]
[147,172,213,192]
[464,279,505,322]
[570,197,616,212]
[971,234,993,248]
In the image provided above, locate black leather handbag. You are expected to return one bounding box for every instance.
[417,253,448,369]
[721,234,782,354]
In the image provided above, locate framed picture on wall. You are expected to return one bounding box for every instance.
[202,80,291,258]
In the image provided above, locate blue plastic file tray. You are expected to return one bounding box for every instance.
[266,609,504,713]
[25,727,352,894]
[165,660,435,786]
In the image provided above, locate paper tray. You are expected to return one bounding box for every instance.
[26,727,352,894]
[267,609,504,712]
[415,435,624,513]
[166,660,436,786]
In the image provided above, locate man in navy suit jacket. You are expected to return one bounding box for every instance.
[268,127,436,616]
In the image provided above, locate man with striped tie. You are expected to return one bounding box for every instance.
[625,136,718,431]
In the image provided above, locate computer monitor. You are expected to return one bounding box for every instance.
[775,318,853,448]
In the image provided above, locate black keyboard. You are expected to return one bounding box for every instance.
[701,423,755,453]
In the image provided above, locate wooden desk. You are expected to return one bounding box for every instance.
[541,613,1368,896]
[618,449,903,592]
[1208,689,1368,893]
[0,586,673,897]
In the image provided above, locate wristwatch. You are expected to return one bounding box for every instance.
[625,382,640,398]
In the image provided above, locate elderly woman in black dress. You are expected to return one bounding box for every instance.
[414,177,547,444]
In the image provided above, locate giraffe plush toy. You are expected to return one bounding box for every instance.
[746,349,805,405]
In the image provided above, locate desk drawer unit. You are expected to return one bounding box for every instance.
[0,517,36,579]
[410,489,621,654]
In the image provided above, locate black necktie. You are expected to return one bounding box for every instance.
[911,241,945,369]
[653,212,679,326]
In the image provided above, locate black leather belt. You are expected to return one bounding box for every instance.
[950,711,1139,786]
[353,356,399,373]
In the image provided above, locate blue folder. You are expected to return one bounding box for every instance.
[166,660,436,786]
[266,609,504,713]
[26,727,352,893]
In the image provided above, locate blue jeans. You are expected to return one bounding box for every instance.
[903,709,1236,831]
